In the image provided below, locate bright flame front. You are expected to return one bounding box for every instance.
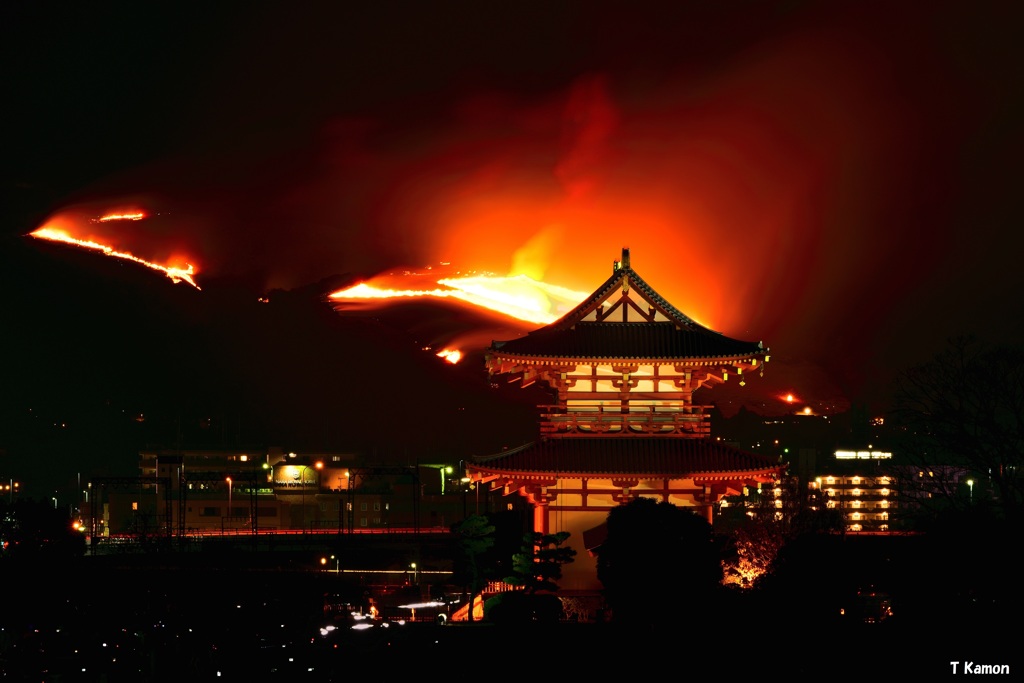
[29,225,201,290]
[328,270,588,325]
[96,212,144,222]
[437,349,462,364]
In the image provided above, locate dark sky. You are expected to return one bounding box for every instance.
[4,1,1024,496]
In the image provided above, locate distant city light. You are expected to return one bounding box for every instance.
[835,450,892,459]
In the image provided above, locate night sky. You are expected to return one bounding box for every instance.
[4,1,1024,498]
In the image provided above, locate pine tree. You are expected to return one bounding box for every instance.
[505,530,576,594]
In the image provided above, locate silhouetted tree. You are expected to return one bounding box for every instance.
[752,531,850,626]
[487,531,576,624]
[722,474,842,588]
[887,336,1024,523]
[505,530,576,594]
[595,498,721,625]
[451,514,494,622]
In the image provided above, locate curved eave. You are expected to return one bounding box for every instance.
[467,463,784,482]
[486,351,766,365]
[467,439,786,482]
[488,321,767,365]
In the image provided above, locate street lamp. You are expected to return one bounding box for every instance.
[226,477,233,524]
[410,562,418,584]
[255,461,269,534]
[967,478,974,504]
[300,461,324,532]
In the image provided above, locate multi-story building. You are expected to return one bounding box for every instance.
[466,248,785,592]
[809,451,969,532]
[810,471,896,532]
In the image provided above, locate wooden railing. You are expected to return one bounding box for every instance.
[538,405,712,437]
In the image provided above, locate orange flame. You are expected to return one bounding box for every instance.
[437,349,462,364]
[329,271,588,325]
[29,226,201,290]
[96,212,145,222]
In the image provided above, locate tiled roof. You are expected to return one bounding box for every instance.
[470,437,784,479]
[547,260,702,332]
[489,249,765,361]
[491,321,762,360]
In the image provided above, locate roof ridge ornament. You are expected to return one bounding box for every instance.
[613,246,631,273]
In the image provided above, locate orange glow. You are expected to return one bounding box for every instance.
[437,349,462,364]
[29,226,201,290]
[783,394,796,403]
[97,211,145,222]
[329,268,588,325]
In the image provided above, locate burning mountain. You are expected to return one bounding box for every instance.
[5,232,542,475]
[327,263,589,326]
[28,210,202,290]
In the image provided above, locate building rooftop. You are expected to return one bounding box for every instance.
[472,437,783,481]
[488,247,766,363]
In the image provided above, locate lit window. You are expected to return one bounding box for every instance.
[880,500,889,509]
[880,477,890,485]
[852,477,861,485]
[826,477,835,485]
[880,488,890,496]
[852,489,861,496]
[852,512,861,520]
[852,500,861,508]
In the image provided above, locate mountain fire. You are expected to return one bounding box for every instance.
[328,268,589,326]
[436,349,462,364]
[29,224,201,290]
[96,212,145,222]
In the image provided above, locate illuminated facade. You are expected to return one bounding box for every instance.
[811,474,896,532]
[467,248,786,591]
